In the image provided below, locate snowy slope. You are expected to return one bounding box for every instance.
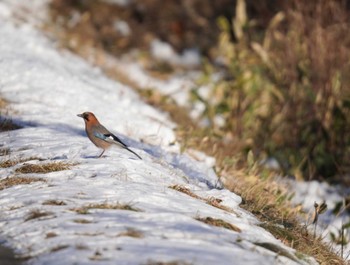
[0,2,316,265]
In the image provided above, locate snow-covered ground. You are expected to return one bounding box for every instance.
[0,2,324,265]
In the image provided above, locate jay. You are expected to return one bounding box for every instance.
[77,112,142,159]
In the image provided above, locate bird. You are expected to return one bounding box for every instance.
[77,112,142,159]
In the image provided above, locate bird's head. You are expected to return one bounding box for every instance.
[77,112,98,123]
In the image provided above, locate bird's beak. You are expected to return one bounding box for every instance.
[77,113,83,118]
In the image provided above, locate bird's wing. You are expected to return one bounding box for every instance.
[104,133,142,160]
[102,133,128,148]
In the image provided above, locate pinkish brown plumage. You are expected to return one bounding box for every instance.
[77,112,141,159]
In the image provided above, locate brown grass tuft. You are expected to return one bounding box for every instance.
[1,160,19,168]
[0,157,42,168]
[15,162,73,174]
[0,176,45,190]
[0,148,10,156]
[46,232,58,238]
[25,209,54,221]
[169,184,235,213]
[73,219,93,224]
[118,227,144,238]
[42,200,67,206]
[0,98,22,131]
[169,185,200,199]
[196,216,241,232]
[225,169,345,264]
[0,117,22,132]
[71,202,141,214]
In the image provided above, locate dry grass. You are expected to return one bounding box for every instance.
[15,162,73,174]
[46,232,58,238]
[42,200,67,206]
[0,148,10,156]
[0,157,41,168]
[169,184,235,213]
[0,98,22,132]
[118,227,144,238]
[259,222,343,264]
[196,216,241,233]
[0,117,22,132]
[1,160,21,168]
[225,170,344,263]
[0,176,46,190]
[73,219,93,224]
[25,209,54,221]
[169,185,201,199]
[71,202,141,214]
[50,245,69,252]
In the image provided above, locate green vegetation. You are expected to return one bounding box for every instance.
[193,0,350,181]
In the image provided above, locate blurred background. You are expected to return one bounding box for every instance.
[47,0,350,185]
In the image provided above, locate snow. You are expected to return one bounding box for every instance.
[113,20,131,36]
[102,0,131,7]
[150,39,201,68]
[0,2,318,265]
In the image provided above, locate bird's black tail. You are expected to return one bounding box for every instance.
[125,147,142,160]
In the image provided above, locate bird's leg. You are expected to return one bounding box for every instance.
[98,150,105,158]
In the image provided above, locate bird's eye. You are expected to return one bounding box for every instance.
[84,114,89,121]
